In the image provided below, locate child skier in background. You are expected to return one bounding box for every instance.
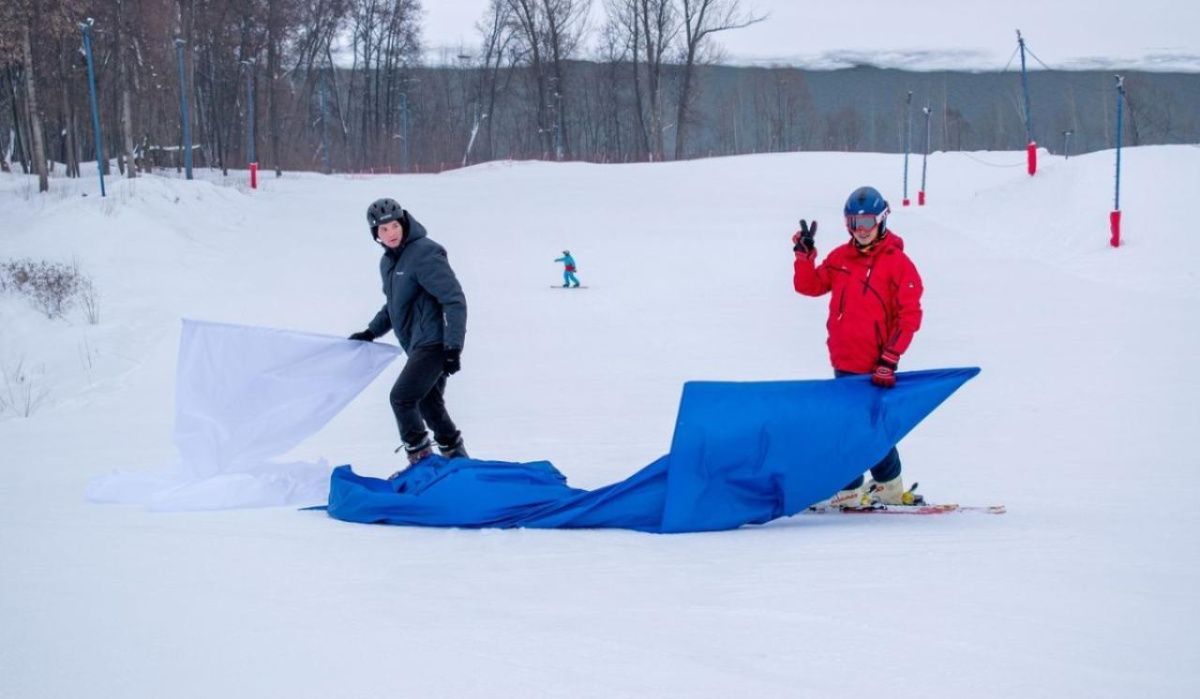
[792,186,924,508]
[555,250,580,288]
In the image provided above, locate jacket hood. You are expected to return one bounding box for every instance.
[402,213,427,244]
[381,212,427,254]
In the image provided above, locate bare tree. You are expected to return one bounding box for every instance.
[602,0,649,157]
[475,0,514,162]
[506,0,554,156]
[344,0,420,170]
[266,0,283,176]
[115,0,138,177]
[539,0,588,159]
[54,37,80,178]
[824,106,863,151]
[673,0,763,159]
[594,17,630,159]
[603,0,675,160]
[20,18,49,189]
[945,107,969,151]
[634,0,675,160]
[2,66,28,173]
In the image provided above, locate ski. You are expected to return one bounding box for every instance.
[803,481,1003,515]
[550,285,589,289]
[806,503,1005,515]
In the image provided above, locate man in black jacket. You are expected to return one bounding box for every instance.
[349,198,469,470]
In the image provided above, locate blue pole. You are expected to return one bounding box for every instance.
[1114,76,1124,212]
[174,38,193,179]
[1110,75,1125,247]
[902,91,912,205]
[79,19,106,197]
[1017,30,1033,143]
[920,105,931,202]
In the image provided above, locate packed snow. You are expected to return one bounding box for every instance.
[1,146,1198,697]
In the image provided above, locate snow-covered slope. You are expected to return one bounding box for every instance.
[1,147,1197,697]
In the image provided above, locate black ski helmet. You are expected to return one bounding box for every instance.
[367,197,405,239]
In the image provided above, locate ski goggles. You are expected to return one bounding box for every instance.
[846,213,883,231]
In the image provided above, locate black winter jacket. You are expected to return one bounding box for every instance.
[366,214,467,352]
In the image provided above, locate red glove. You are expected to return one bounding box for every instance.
[871,349,900,388]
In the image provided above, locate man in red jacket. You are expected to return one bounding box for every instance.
[792,186,924,508]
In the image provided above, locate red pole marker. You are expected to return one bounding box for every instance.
[1110,210,1121,248]
[918,191,926,206]
[250,162,258,189]
[1026,141,1037,176]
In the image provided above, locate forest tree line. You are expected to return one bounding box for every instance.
[2,0,1196,193]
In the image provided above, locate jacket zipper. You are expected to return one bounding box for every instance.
[835,267,848,320]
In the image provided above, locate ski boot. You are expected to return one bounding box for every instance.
[388,436,433,480]
[436,433,469,459]
[865,477,925,506]
[812,484,868,511]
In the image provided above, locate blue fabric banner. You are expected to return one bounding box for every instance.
[326,368,980,532]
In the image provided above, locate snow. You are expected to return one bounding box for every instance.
[2,146,1199,697]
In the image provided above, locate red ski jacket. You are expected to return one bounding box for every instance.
[793,232,923,374]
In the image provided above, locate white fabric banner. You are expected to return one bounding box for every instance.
[87,319,401,511]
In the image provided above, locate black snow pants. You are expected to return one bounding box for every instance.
[390,344,459,449]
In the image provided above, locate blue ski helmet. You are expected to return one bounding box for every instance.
[367,197,405,239]
[843,186,889,233]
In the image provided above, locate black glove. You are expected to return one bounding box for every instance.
[348,330,375,342]
[443,347,462,375]
[792,219,817,254]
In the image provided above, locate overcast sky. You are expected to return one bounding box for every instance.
[421,0,1200,71]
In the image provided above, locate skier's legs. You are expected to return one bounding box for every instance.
[417,373,460,446]
[567,271,579,286]
[562,270,571,286]
[389,345,446,447]
[830,368,901,488]
[833,369,863,489]
[837,449,900,492]
[869,447,902,483]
